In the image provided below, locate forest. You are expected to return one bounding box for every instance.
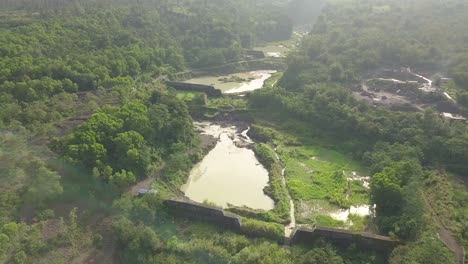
[0,0,467,263]
[250,0,468,263]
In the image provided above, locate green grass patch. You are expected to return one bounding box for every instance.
[151,180,179,199]
[176,91,204,101]
[348,214,369,231]
[250,124,299,146]
[264,72,283,88]
[315,215,346,228]
[348,181,370,206]
[281,145,368,208]
[247,120,371,229]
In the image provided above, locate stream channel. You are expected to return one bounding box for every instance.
[179,34,332,236]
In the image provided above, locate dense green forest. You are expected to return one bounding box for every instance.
[0,0,467,263]
[250,0,468,263]
[280,0,468,106]
[0,0,296,262]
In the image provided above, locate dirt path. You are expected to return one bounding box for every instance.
[128,162,171,196]
[422,191,465,264]
[129,176,157,196]
[271,147,296,238]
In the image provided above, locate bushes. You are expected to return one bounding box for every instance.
[249,125,280,144]
[248,143,291,224]
[228,206,284,224]
[315,215,346,228]
[60,96,196,187]
[389,232,455,264]
[241,218,284,242]
[231,241,292,264]
[254,143,277,170]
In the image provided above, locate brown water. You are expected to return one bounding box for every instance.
[181,123,274,210]
[184,70,276,94]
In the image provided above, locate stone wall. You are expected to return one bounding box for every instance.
[244,50,266,59]
[165,199,400,252]
[291,226,401,253]
[165,199,242,232]
[165,81,222,97]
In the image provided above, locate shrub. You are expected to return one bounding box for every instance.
[241,218,284,242]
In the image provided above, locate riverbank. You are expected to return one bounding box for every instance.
[171,67,374,232]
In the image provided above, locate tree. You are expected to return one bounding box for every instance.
[13,251,27,264]
[371,161,423,235]
[24,167,63,207]
[0,233,9,255]
[110,170,136,187]
[231,242,292,264]
[329,62,344,82]
[299,246,344,264]
[390,233,455,264]
[112,131,150,175]
[371,169,404,217]
[64,207,81,255]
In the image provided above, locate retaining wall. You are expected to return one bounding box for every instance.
[244,50,266,59]
[165,81,222,97]
[165,199,400,252]
[291,226,401,253]
[165,199,242,232]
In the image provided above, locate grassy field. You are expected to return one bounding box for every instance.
[250,121,371,229]
[281,145,370,226]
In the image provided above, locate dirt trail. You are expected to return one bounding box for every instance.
[422,191,465,264]
[129,176,157,196]
[128,162,170,196]
[271,148,296,238]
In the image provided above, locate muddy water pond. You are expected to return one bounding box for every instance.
[184,70,276,94]
[181,123,274,210]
